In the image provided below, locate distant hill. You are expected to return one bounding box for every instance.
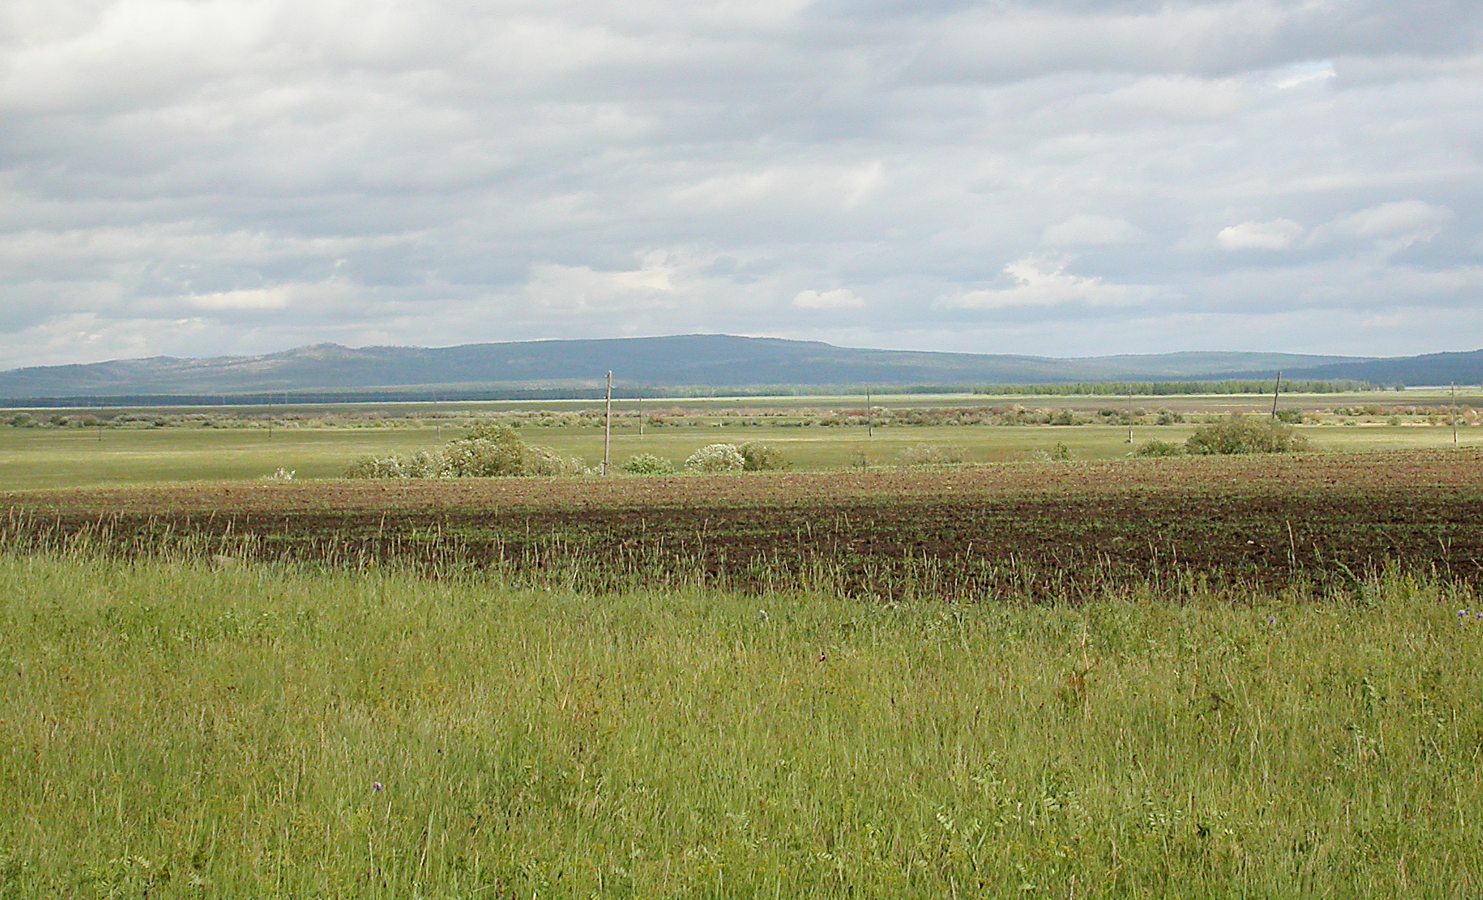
[1216,349,1483,386]
[0,334,1476,403]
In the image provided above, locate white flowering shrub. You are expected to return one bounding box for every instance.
[684,443,745,474]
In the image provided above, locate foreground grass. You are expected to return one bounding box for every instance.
[2,555,1481,896]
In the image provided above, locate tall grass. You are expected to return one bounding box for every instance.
[1,551,1480,895]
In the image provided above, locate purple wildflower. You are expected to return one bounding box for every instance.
[373,782,384,792]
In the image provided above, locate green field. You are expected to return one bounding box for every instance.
[3,552,1480,896]
[2,387,1479,490]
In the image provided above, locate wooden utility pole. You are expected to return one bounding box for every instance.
[638,391,644,437]
[866,386,873,438]
[1126,389,1134,443]
[603,370,613,476]
[1453,382,1459,447]
[1271,371,1283,421]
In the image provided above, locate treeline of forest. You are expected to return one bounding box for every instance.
[974,380,1388,396]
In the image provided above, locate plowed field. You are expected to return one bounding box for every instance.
[6,450,1481,598]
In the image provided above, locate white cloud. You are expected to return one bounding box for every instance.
[1273,60,1335,90]
[1042,214,1144,247]
[185,288,293,312]
[940,259,1165,311]
[793,288,865,310]
[523,256,680,314]
[1320,201,1452,242]
[1217,219,1305,251]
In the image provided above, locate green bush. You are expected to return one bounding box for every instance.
[343,454,419,479]
[1185,415,1308,455]
[684,444,746,474]
[738,442,788,471]
[621,453,676,476]
[443,424,528,477]
[897,443,966,467]
[346,424,584,479]
[1135,439,1183,458]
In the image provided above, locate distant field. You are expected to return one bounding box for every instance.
[1,387,1479,490]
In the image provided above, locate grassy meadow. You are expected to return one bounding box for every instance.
[3,551,1481,896]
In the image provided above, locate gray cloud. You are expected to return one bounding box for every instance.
[1,0,1481,369]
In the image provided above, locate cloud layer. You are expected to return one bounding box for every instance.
[2,0,1481,368]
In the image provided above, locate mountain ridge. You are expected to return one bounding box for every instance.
[1,334,1476,402]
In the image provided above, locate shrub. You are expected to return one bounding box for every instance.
[897,443,966,467]
[684,443,746,474]
[1050,441,1072,461]
[621,453,675,476]
[1185,415,1308,455]
[439,424,584,477]
[522,445,587,476]
[346,424,584,479]
[344,454,416,479]
[1135,439,1183,458]
[738,442,788,471]
[404,449,450,478]
[443,425,528,477]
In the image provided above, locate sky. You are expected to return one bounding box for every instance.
[2,0,1482,369]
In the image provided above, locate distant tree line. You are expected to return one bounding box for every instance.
[974,380,1389,396]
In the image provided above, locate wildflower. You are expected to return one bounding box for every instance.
[1267,615,1276,626]
[373,782,384,792]
[758,609,769,622]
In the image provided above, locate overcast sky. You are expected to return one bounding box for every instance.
[2,0,1481,368]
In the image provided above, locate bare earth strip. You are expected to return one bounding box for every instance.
[5,449,1482,597]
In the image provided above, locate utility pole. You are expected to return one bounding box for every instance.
[1126,389,1134,443]
[603,370,613,476]
[1453,382,1459,447]
[638,391,644,438]
[866,386,873,438]
[1271,371,1283,421]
